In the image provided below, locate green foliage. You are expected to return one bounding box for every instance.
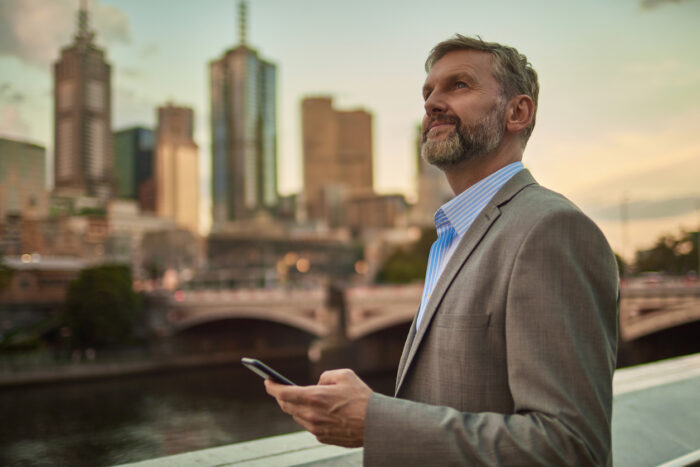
[77,207,106,216]
[0,259,12,292]
[376,227,436,284]
[62,264,142,349]
[614,253,627,277]
[635,230,699,275]
[0,329,44,351]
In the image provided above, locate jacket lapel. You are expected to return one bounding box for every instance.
[394,311,418,394]
[394,169,537,395]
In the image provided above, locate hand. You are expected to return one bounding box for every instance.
[265,368,372,447]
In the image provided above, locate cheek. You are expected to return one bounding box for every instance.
[421,117,430,135]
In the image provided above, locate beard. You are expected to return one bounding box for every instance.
[421,100,506,169]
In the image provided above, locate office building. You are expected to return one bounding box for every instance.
[302,97,373,224]
[155,103,199,234]
[114,127,155,211]
[53,2,113,201]
[210,1,278,227]
[345,192,408,231]
[0,138,49,221]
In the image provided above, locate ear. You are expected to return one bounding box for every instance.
[505,95,535,135]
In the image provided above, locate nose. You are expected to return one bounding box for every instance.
[424,89,446,116]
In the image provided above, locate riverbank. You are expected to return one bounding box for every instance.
[0,347,308,388]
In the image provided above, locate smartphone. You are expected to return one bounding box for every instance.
[241,357,296,385]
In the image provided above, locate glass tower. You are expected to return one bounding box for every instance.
[210,1,278,228]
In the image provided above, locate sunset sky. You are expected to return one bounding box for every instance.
[1,0,699,258]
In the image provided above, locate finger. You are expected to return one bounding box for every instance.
[264,379,284,397]
[292,414,316,433]
[318,368,355,385]
[316,432,362,448]
[265,381,311,403]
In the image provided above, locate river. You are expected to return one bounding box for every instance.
[0,359,396,467]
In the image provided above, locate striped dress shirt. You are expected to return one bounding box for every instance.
[415,161,524,329]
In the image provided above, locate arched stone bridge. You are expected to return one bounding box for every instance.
[619,282,700,341]
[155,282,700,342]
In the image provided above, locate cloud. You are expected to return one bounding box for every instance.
[118,67,142,79]
[94,3,130,45]
[589,196,700,221]
[140,43,158,59]
[113,86,158,130]
[0,105,31,140]
[639,0,691,10]
[577,151,700,206]
[0,0,130,67]
[0,83,26,104]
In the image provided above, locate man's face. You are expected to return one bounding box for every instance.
[420,49,507,168]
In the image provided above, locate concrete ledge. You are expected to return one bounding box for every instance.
[612,353,700,466]
[115,431,361,467]
[116,353,700,467]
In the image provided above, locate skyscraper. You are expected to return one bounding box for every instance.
[53,1,113,202]
[113,127,155,211]
[155,103,200,234]
[210,1,278,228]
[413,125,453,225]
[301,96,373,224]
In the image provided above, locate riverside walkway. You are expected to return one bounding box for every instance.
[116,353,700,467]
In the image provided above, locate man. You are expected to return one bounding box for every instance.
[266,35,618,466]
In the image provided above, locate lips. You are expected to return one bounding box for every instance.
[428,121,454,131]
[424,116,459,139]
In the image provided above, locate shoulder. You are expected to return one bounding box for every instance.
[503,183,599,233]
[493,169,592,227]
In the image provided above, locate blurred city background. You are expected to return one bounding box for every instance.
[0,0,699,466]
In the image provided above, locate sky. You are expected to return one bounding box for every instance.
[1,0,699,260]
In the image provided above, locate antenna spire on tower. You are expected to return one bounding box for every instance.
[76,0,95,43]
[238,1,247,45]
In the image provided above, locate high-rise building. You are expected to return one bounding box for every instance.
[302,96,373,224]
[155,103,199,234]
[0,138,49,221]
[53,2,113,202]
[413,125,453,225]
[210,1,278,228]
[114,127,155,211]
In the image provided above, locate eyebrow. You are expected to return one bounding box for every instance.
[423,71,478,97]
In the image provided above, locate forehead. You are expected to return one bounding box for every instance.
[424,49,497,86]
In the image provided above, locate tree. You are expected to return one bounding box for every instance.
[62,264,142,349]
[635,230,699,275]
[376,227,436,284]
[0,259,12,292]
[613,253,627,278]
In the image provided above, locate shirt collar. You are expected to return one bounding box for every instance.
[435,161,524,236]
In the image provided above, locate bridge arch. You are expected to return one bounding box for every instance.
[171,307,327,337]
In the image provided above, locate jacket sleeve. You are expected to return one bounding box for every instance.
[363,209,619,466]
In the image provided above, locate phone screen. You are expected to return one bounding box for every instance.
[241,357,296,385]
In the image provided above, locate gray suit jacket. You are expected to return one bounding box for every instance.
[364,170,618,466]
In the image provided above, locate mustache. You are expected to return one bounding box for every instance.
[422,114,461,140]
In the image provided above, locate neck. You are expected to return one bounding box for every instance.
[443,138,523,195]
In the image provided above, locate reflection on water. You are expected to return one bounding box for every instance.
[0,359,395,467]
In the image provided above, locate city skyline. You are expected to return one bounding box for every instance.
[1,0,699,256]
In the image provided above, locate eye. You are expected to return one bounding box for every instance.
[455,81,468,89]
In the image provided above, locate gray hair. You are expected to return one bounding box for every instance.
[426,34,539,144]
